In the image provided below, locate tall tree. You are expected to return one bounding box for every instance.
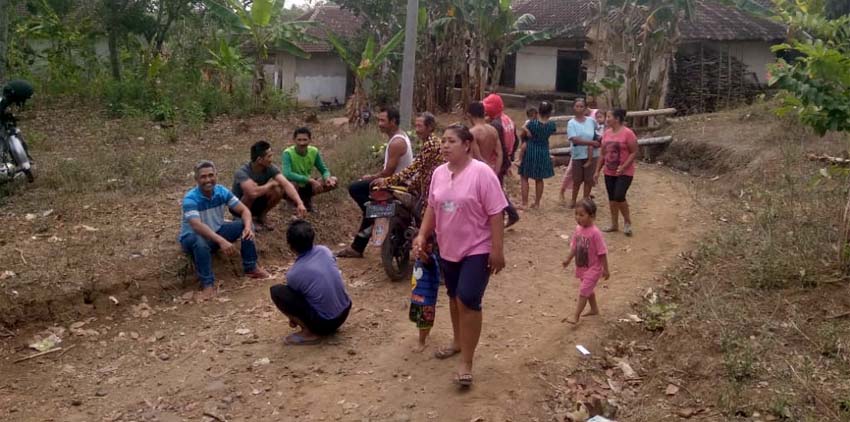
[100,0,149,81]
[0,0,8,83]
[146,0,196,55]
[826,0,850,18]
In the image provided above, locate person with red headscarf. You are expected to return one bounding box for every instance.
[482,94,520,228]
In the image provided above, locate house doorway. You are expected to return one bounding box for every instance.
[556,51,582,93]
[498,53,517,88]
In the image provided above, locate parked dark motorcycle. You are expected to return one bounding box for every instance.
[0,80,35,183]
[365,185,422,281]
[319,97,342,112]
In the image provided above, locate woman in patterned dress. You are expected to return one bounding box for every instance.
[517,101,556,208]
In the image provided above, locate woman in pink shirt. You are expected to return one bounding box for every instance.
[413,124,507,388]
[594,108,639,236]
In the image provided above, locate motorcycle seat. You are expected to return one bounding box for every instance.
[392,190,417,210]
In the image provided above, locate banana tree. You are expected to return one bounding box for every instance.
[204,0,315,97]
[205,38,251,93]
[591,0,694,110]
[327,29,405,124]
[487,8,552,91]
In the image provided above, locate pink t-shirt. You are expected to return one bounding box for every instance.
[570,224,608,280]
[428,159,508,262]
[601,127,639,177]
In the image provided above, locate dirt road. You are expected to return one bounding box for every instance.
[0,165,705,422]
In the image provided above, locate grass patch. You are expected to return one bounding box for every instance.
[603,115,850,420]
[39,145,181,194]
[324,126,385,201]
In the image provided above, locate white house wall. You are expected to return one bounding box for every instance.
[295,53,348,105]
[704,41,776,85]
[515,46,558,91]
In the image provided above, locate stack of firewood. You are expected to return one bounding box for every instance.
[666,45,760,115]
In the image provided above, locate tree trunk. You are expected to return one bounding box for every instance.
[253,59,265,98]
[0,0,8,84]
[842,189,850,274]
[473,34,484,100]
[491,47,505,93]
[107,27,122,81]
[347,78,367,125]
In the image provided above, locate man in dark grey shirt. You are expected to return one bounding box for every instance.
[232,141,307,230]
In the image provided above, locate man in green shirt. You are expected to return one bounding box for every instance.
[282,127,338,211]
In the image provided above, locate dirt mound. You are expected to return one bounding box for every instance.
[647,101,848,180]
[0,104,374,328]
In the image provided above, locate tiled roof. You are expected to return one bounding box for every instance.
[513,0,594,39]
[511,0,785,42]
[680,0,787,41]
[297,4,364,53]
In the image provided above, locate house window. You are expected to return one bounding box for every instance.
[556,50,582,93]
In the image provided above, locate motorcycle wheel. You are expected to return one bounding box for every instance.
[381,216,411,281]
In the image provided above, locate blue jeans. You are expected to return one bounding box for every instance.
[180,221,258,287]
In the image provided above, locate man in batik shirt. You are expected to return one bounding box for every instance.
[373,112,443,212]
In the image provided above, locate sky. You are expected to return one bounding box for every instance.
[284,0,312,7]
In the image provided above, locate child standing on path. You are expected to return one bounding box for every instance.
[562,199,610,324]
[518,101,556,209]
[409,252,440,352]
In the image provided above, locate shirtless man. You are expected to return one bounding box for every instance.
[468,101,519,227]
[467,102,503,175]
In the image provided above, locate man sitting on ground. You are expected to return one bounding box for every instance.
[232,141,307,230]
[180,160,270,301]
[270,220,353,345]
[281,127,338,211]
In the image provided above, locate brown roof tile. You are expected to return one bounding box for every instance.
[680,0,786,41]
[513,0,594,39]
[297,4,364,53]
[511,0,785,42]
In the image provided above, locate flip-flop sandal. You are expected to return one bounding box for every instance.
[455,373,473,387]
[434,347,460,360]
[284,333,321,346]
[601,226,619,233]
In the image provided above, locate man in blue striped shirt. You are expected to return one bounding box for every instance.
[179,160,270,301]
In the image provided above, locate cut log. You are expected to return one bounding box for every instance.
[551,136,673,157]
[807,153,850,166]
[638,136,674,145]
[551,108,676,122]
[551,147,572,156]
[551,115,575,122]
[625,108,677,118]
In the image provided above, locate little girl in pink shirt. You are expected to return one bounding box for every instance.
[562,199,610,324]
